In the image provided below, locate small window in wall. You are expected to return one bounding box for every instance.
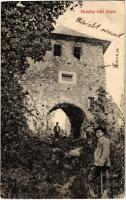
[54,44,61,56]
[62,73,73,82]
[59,71,76,84]
[74,47,81,59]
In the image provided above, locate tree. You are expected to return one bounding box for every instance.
[1,1,81,155]
[88,86,125,197]
[1,1,82,198]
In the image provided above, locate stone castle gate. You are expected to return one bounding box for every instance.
[21,27,111,137]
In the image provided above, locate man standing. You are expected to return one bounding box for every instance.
[88,127,111,198]
[53,122,60,139]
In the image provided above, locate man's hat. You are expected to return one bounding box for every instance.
[94,126,107,135]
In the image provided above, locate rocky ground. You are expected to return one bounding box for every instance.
[1,133,124,199]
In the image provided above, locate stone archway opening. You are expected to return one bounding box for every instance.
[47,108,71,137]
[47,103,85,138]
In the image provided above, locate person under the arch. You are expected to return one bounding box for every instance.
[53,122,60,139]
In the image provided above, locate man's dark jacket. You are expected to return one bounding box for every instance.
[53,125,60,134]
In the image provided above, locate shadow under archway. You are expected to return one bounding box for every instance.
[48,103,85,138]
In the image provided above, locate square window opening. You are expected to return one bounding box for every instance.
[59,71,76,84]
[62,73,73,82]
[54,44,61,56]
[74,47,81,59]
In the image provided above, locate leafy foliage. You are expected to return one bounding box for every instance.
[1,1,84,198]
[1,135,93,198]
[1,1,81,162]
[88,86,125,197]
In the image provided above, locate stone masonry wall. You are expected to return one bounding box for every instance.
[21,35,106,134]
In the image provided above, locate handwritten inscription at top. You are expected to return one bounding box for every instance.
[76,18,124,38]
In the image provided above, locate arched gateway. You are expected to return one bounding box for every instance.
[47,103,86,138]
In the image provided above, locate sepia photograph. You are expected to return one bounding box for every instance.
[1,1,125,199]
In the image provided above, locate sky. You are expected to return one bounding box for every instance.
[52,109,67,129]
[54,1,125,108]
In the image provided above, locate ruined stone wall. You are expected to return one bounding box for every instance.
[21,36,106,134]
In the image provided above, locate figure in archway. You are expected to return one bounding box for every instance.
[48,103,86,138]
[53,122,60,138]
